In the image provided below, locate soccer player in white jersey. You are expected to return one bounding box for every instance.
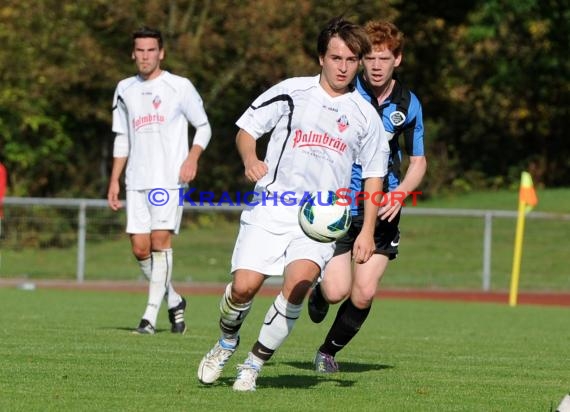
[197,16,390,391]
[107,26,211,335]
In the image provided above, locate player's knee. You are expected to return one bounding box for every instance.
[351,290,375,308]
[322,285,349,304]
[131,246,149,260]
[231,270,264,302]
[230,282,257,303]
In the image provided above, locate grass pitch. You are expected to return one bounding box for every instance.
[0,287,568,411]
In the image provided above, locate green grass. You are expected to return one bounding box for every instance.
[1,189,569,291]
[0,288,568,411]
[418,187,570,213]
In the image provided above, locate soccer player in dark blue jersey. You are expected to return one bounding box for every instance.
[308,20,427,373]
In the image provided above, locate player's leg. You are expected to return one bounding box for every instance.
[137,191,187,333]
[308,251,353,322]
[133,241,186,332]
[320,255,354,304]
[198,221,279,385]
[158,198,186,333]
[314,254,389,372]
[130,233,152,283]
[133,245,186,333]
[198,270,264,385]
[135,229,173,333]
[233,259,321,392]
[232,234,332,391]
[315,216,400,372]
[125,190,157,334]
[307,220,355,323]
[128,233,156,333]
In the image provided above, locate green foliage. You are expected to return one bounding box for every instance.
[431,0,570,190]
[0,0,568,197]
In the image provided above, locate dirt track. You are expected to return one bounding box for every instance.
[1,279,569,307]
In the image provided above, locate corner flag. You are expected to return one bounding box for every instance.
[509,171,538,307]
[519,171,538,214]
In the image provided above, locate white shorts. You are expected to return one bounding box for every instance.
[231,203,335,276]
[126,189,183,234]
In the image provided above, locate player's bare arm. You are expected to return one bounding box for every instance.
[353,176,382,263]
[107,157,127,211]
[236,129,268,182]
[379,155,426,222]
[179,144,203,184]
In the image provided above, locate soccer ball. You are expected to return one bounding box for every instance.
[298,191,351,243]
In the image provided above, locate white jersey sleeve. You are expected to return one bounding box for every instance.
[236,80,293,139]
[357,102,390,179]
[179,78,211,149]
[112,80,134,136]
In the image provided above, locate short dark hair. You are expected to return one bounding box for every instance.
[317,16,371,59]
[132,26,163,49]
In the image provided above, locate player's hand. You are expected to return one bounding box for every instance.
[352,232,375,264]
[179,157,198,184]
[244,159,268,182]
[107,181,122,211]
[379,192,404,222]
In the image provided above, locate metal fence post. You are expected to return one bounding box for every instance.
[482,212,493,291]
[77,201,87,283]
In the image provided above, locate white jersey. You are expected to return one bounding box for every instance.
[112,71,209,190]
[236,75,390,199]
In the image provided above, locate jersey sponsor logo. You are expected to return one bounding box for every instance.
[133,113,166,130]
[389,110,406,127]
[152,95,162,109]
[292,129,348,154]
[337,114,349,132]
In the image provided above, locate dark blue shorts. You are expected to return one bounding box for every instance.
[333,212,401,260]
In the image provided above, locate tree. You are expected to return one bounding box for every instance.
[433,0,570,189]
[0,0,568,198]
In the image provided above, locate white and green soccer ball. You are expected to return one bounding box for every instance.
[298,191,351,243]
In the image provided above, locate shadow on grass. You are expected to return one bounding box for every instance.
[113,326,170,334]
[195,361,393,390]
[260,374,356,388]
[284,360,393,373]
[203,375,356,389]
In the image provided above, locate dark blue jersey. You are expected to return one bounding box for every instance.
[348,73,425,215]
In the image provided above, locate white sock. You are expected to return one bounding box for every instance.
[257,292,302,350]
[138,256,152,281]
[141,249,172,326]
[163,250,182,308]
[138,254,181,309]
[246,352,264,369]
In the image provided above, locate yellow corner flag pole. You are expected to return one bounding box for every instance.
[509,171,538,307]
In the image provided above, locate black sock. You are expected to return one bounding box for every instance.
[319,298,371,356]
[314,282,325,302]
[252,341,275,362]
